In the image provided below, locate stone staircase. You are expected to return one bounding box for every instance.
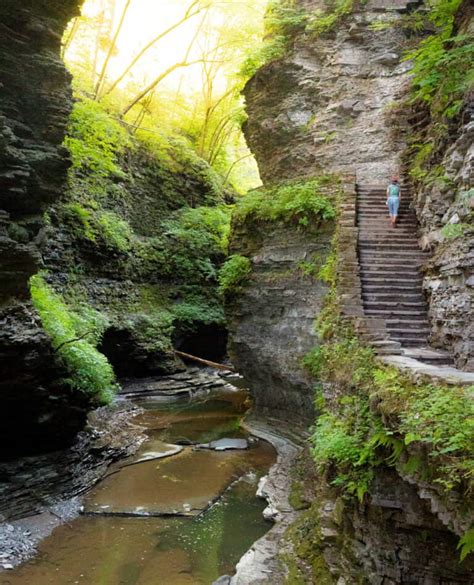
[356,184,453,366]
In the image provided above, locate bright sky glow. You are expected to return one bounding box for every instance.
[68,0,267,95]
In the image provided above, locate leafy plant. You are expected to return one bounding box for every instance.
[30,275,117,403]
[306,0,353,37]
[457,527,474,562]
[65,98,130,179]
[441,223,470,240]
[218,255,252,295]
[234,177,338,227]
[404,0,473,119]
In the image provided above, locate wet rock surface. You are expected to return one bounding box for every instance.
[0,402,145,566]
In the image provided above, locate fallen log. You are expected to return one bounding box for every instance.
[174,350,235,372]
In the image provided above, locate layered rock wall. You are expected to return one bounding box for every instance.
[244,0,416,185]
[0,0,85,456]
[227,218,333,432]
[232,0,474,581]
[412,2,474,369]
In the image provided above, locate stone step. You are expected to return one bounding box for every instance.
[365,303,426,311]
[365,307,427,315]
[358,205,412,211]
[386,319,430,330]
[359,229,418,235]
[388,328,430,337]
[364,284,423,293]
[358,215,416,222]
[360,264,424,273]
[359,236,420,243]
[359,248,427,262]
[360,268,424,276]
[402,348,453,366]
[361,278,423,287]
[358,212,415,219]
[361,265,423,273]
[394,338,429,347]
[358,219,418,227]
[359,255,422,264]
[363,293,425,302]
[359,244,423,252]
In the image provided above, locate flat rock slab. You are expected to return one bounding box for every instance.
[133,443,183,464]
[382,355,474,385]
[198,438,249,451]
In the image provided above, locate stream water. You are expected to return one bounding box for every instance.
[2,386,276,585]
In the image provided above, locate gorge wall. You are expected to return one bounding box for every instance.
[410,1,474,370]
[0,0,229,458]
[227,0,474,582]
[0,0,86,455]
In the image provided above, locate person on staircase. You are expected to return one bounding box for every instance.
[386,176,401,227]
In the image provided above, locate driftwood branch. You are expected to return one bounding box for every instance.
[175,350,234,372]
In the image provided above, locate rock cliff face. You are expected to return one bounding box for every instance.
[234,0,424,425]
[411,2,474,369]
[244,0,415,185]
[230,0,474,581]
[227,218,333,432]
[0,0,85,456]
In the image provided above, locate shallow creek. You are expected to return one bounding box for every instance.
[2,387,276,585]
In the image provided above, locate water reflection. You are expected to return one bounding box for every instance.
[2,389,275,585]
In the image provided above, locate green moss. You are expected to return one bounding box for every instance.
[283,505,335,585]
[440,223,470,240]
[65,98,130,182]
[30,275,117,403]
[62,204,133,253]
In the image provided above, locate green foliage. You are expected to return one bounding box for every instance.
[234,177,337,227]
[218,255,253,295]
[457,527,474,562]
[404,0,473,119]
[306,0,353,37]
[240,35,288,78]
[167,136,225,204]
[440,223,470,240]
[65,98,130,179]
[30,275,116,403]
[125,311,174,354]
[240,0,308,77]
[171,299,225,330]
[162,205,231,283]
[96,210,133,252]
[63,203,133,252]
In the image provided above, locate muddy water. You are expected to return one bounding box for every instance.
[2,388,275,585]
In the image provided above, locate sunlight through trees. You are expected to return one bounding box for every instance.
[63,0,269,192]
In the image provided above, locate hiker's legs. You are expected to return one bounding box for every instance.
[388,197,399,227]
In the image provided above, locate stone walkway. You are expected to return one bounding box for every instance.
[356,184,474,384]
[337,179,474,385]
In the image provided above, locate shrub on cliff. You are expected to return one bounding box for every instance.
[218,255,252,295]
[30,275,117,403]
[233,177,337,227]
